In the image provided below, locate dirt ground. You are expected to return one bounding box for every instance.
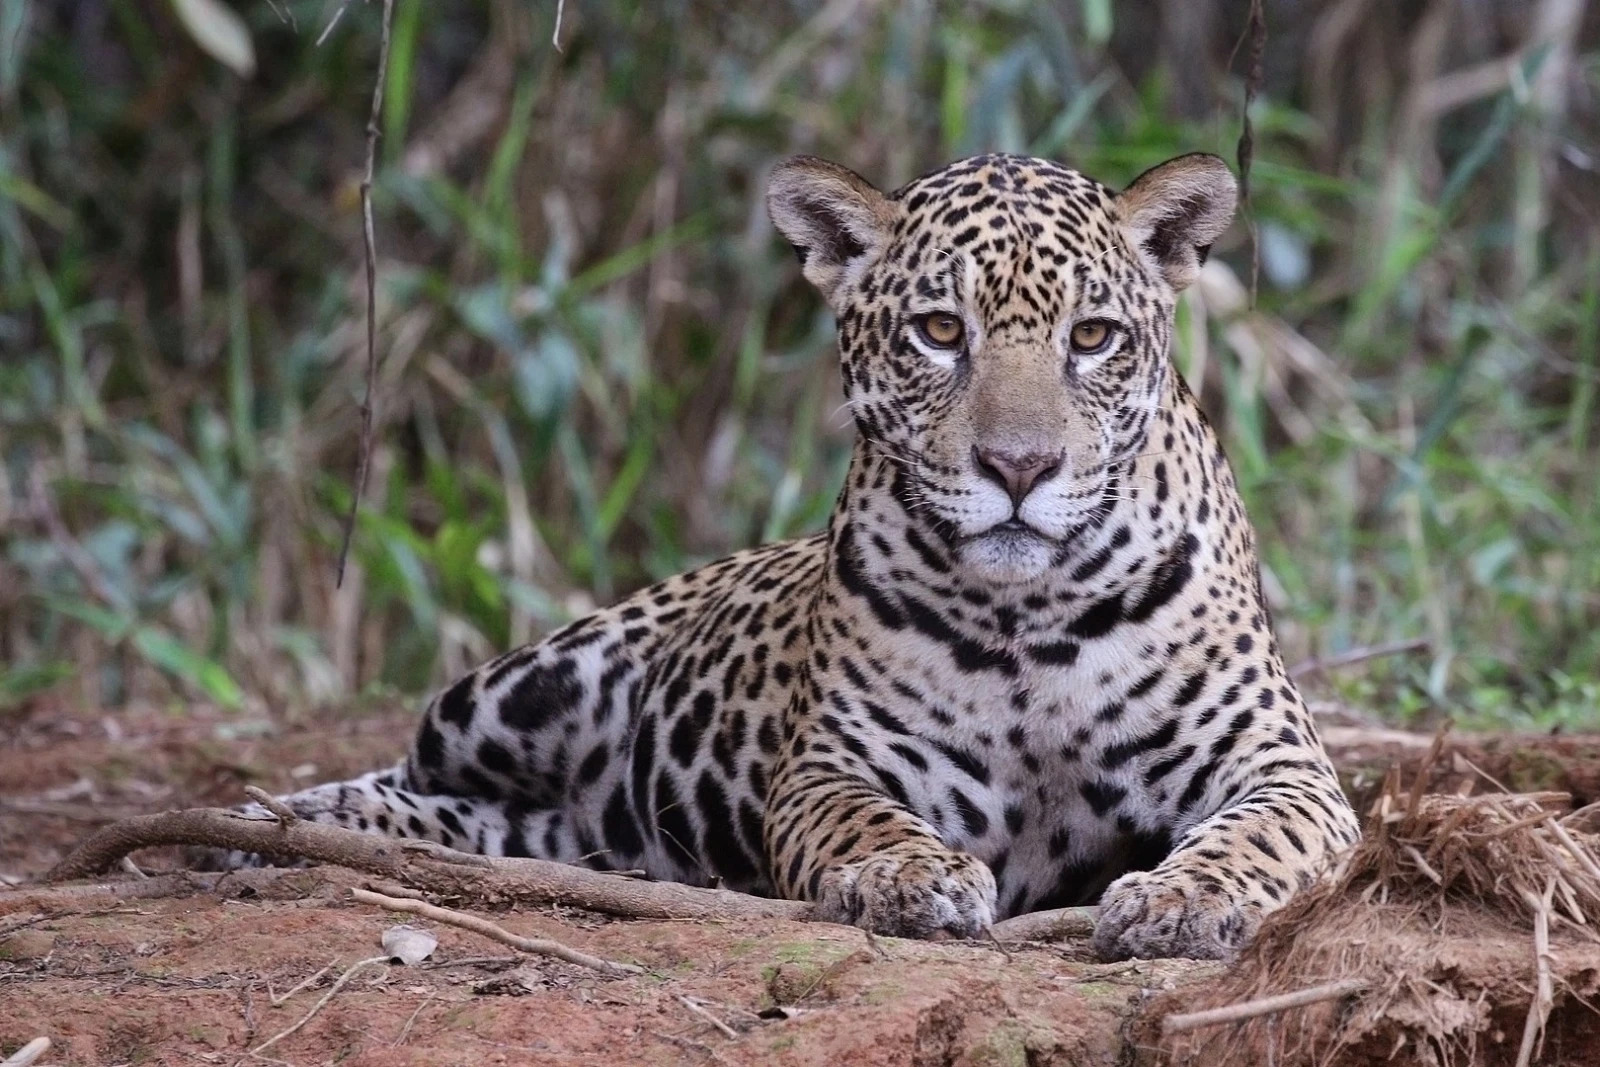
[2,698,1597,1066]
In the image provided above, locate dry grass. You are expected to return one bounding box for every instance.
[1160,745,1600,1067]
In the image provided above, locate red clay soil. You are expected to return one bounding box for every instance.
[3,699,1599,1066]
[0,699,1208,1066]
[2,864,1209,1067]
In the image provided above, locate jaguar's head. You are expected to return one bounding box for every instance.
[768,151,1235,584]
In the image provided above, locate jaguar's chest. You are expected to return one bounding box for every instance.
[877,713,1175,915]
[824,632,1175,823]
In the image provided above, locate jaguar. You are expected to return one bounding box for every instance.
[220,150,1359,961]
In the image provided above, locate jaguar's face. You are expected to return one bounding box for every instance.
[769,152,1237,583]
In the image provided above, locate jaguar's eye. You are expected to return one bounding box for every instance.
[915,312,966,350]
[1069,320,1116,354]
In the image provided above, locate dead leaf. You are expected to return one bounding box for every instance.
[382,924,438,966]
[169,0,256,77]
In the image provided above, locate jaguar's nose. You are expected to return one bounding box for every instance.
[973,445,1064,507]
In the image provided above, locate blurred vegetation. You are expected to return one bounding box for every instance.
[2,0,1598,727]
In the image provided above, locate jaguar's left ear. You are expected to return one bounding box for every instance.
[1116,154,1237,291]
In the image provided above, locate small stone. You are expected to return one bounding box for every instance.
[0,929,56,961]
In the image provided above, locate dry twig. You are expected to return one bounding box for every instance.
[245,785,299,826]
[1289,637,1431,679]
[1513,878,1556,1067]
[1230,0,1267,301]
[676,993,740,1039]
[252,954,388,1055]
[268,960,337,1006]
[393,990,434,1046]
[1161,978,1368,1035]
[351,887,642,976]
[335,0,397,588]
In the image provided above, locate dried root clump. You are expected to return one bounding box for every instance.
[1158,748,1600,1067]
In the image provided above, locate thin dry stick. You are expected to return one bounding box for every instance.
[253,955,388,1055]
[676,994,739,1040]
[422,954,520,969]
[335,0,397,589]
[314,0,352,47]
[1546,818,1600,887]
[1514,879,1556,1067]
[268,959,337,1007]
[1161,977,1368,1036]
[982,926,1015,961]
[29,465,123,610]
[244,786,299,826]
[1289,637,1431,679]
[0,914,47,938]
[1231,0,1267,303]
[351,887,643,976]
[393,990,434,1047]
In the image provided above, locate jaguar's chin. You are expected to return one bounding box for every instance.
[953,522,1058,584]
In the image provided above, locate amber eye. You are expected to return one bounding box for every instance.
[916,312,966,349]
[1069,320,1115,354]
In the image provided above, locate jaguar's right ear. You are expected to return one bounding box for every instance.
[767,156,895,308]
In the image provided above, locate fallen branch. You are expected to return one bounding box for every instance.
[44,805,809,923]
[990,905,1098,942]
[43,802,1102,942]
[1161,977,1368,1035]
[351,887,642,976]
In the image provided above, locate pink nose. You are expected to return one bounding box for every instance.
[973,445,1064,507]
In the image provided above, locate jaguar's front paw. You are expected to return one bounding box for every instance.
[813,842,997,939]
[1091,868,1262,961]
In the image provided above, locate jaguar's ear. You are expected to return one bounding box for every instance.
[1116,153,1237,292]
[767,156,895,307]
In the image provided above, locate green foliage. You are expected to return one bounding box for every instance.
[1,0,1596,728]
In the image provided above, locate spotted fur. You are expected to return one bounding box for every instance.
[219,152,1359,961]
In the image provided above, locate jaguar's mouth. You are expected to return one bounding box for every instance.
[962,517,1054,543]
[952,518,1060,582]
